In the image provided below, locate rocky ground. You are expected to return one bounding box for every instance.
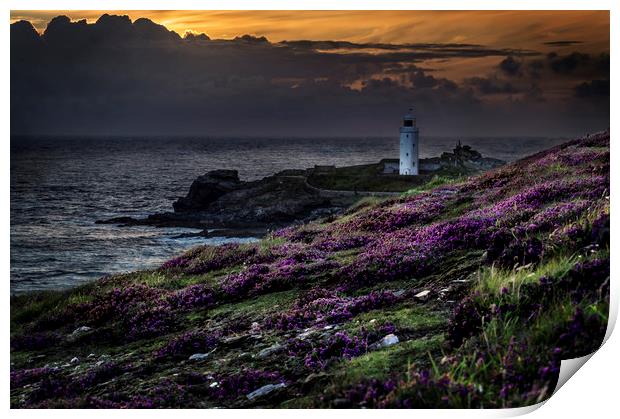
[11,131,609,408]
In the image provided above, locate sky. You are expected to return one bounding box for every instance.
[10,10,610,137]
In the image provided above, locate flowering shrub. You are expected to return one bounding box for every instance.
[222,255,339,300]
[338,379,397,408]
[10,332,62,351]
[525,201,590,233]
[222,264,271,298]
[25,362,133,405]
[271,226,322,243]
[155,330,220,359]
[160,243,258,274]
[265,290,401,331]
[336,192,450,233]
[11,367,58,388]
[311,233,373,252]
[555,306,608,357]
[167,283,217,310]
[52,285,177,339]
[342,216,494,287]
[289,331,369,369]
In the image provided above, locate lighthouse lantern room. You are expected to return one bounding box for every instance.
[399,108,419,175]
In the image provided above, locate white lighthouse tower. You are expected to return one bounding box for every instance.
[399,108,419,175]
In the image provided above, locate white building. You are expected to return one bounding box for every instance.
[399,108,419,175]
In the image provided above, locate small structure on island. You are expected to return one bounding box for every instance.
[399,108,419,175]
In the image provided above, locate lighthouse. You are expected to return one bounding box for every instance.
[399,108,419,175]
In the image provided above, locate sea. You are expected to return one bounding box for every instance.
[10,136,567,294]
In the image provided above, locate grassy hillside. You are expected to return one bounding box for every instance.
[10,131,610,408]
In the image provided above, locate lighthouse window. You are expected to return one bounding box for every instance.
[404,119,413,127]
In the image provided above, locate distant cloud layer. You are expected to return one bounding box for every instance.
[11,14,609,137]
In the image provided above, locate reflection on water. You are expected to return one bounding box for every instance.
[11,135,567,293]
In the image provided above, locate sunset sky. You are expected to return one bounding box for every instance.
[10,11,609,137]
[11,10,610,51]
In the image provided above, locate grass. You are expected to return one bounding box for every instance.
[474,253,579,297]
[208,289,298,319]
[305,161,473,193]
[345,196,389,213]
[11,286,94,333]
[338,334,444,385]
[402,174,465,196]
[347,306,447,334]
[307,162,430,192]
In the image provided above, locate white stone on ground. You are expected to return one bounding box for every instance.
[71,326,92,335]
[379,334,400,347]
[256,343,283,358]
[246,383,286,400]
[414,290,431,299]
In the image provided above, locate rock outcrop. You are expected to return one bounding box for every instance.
[173,169,241,212]
[438,142,505,171]
[99,170,348,233]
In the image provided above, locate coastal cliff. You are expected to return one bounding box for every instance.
[11,131,609,408]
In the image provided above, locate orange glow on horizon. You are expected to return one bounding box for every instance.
[10,10,609,53]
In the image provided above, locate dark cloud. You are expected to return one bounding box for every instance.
[184,32,210,41]
[517,51,609,82]
[464,77,521,95]
[499,56,522,77]
[10,14,609,137]
[234,34,269,43]
[283,39,540,62]
[543,40,583,46]
[548,52,609,77]
[548,52,589,74]
[527,59,545,79]
[11,20,41,47]
[410,70,439,88]
[574,79,610,98]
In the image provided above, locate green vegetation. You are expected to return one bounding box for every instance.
[306,162,468,192]
[402,174,464,196]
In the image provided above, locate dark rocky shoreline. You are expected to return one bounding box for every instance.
[97,169,353,236]
[97,144,505,236]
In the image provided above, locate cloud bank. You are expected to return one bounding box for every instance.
[11,14,609,137]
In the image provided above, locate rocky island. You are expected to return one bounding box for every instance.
[11,131,609,408]
[98,143,505,236]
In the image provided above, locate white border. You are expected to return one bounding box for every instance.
[4,1,616,418]
[3,1,617,10]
